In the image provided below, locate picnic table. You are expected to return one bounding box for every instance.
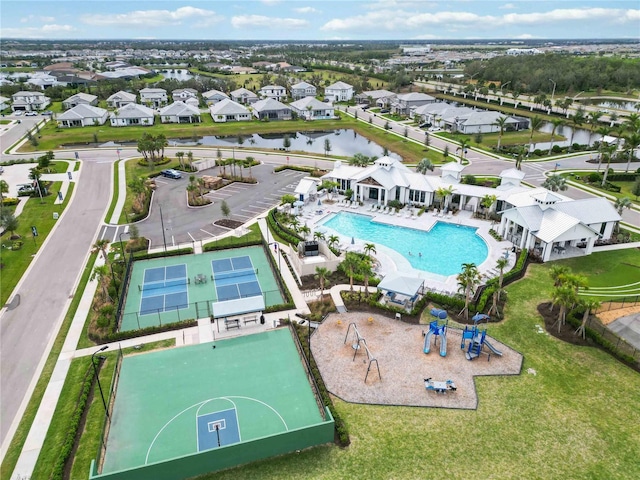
[195,274,207,284]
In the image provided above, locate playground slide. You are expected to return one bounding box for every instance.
[483,339,503,356]
[439,332,447,357]
[423,330,433,354]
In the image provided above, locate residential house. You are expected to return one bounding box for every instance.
[355,89,395,107]
[159,101,201,123]
[139,88,168,108]
[412,103,474,128]
[290,81,317,100]
[259,85,287,102]
[0,96,9,110]
[202,89,229,106]
[252,98,292,121]
[391,92,436,116]
[209,99,251,123]
[230,87,259,105]
[106,91,137,108]
[57,105,108,127]
[25,72,60,89]
[109,103,155,127]
[324,81,354,102]
[11,91,50,112]
[448,111,524,134]
[172,88,199,106]
[289,96,335,120]
[62,92,98,109]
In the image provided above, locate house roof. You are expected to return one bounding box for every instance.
[12,91,47,98]
[536,209,584,243]
[63,92,97,103]
[500,168,526,180]
[291,81,315,90]
[361,89,396,100]
[260,85,286,91]
[111,103,155,119]
[159,101,200,117]
[252,98,291,112]
[230,87,258,98]
[294,178,319,195]
[172,88,198,95]
[459,111,519,127]
[209,99,250,116]
[107,91,136,102]
[396,92,435,102]
[378,273,424,297]
[440,161,466,173]
[552,198,621,224]
[325,81,353,91]
[139,87,166,94]
[202,89,229,100]
[289,96,332,110]
[57,104,107,120]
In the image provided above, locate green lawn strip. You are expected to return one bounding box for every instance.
[440,130,560,151]
[43,160,71,174]
[0,182,74,306]
[560,172,640,203]
[0,119,11,125]
[69,339,176,479]
[195,253,640,479]
[0,250,97,479]
[103,159,120,224]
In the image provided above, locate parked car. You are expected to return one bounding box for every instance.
[43,110,53,115]
[160,169,182,179]
[0,166,4,174]
[17,184,35,196]
[13,111,24,116]
[25,111,37,116]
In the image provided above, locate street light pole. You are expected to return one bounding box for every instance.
[92,346,109,417]
[500,81,511,94]
[118,231,130,261]
[549,78,557,108]
[159,203,168,253]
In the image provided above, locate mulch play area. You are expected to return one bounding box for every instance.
[311,313,523,410]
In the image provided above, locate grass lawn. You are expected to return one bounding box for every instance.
[0,250,97,479]
[0,182,75,306]
[440,130,561,152]
[190,251,640,480]
[562,172,640,204]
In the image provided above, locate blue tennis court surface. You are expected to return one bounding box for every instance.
[140,265,189,315]
[212,256,262,302]
[196,409,240,451]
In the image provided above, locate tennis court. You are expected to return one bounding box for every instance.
[99,328,332,476]
[120,246,285,331]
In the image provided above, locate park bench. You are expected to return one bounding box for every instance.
[243,315,258,325]
[224,319,240,330]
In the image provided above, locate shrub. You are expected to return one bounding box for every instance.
[587,172,602,183]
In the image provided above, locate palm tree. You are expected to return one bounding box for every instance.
[548,118,566,155]
[186,183,198,204]
[0,179,8,213]
[435,185,455,211]
[456,138,470,163]
[91,264,112,303]
[551,285,577,333]
[416,158,434,174]
[567,107,586,151]
[600,144,617,186]
[360,257,374,297]
[495,257,509,301]
[314,266,330,297]
[514,145,527,170]
[92,239,110,264]
[341,252,361,292]
[327,234,340,250]
[623,132,640,173]
[313,231,325,243]
[542,174,568,192]
[480,194,497,219]
[595,127,611,172]
[457,262,481,320]
[245,156,255,179]
[186,151,194,170]
[299,225,311,240]
[493,116,508,151]
[0,212,19,238]
[528,116,544,150]
[176,151,185,169]
[289,217,300,232]
[363,243,377,262]
[614,198,632,231]
[586,111,604,147]
[575,299,601,340]
[549,265,571,287]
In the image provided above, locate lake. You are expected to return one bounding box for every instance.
[169,129,401,159]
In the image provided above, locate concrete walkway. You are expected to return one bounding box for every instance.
[108,158,127,225]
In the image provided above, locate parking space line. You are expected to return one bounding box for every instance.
[200,228,215,236]
[188,232,196,241]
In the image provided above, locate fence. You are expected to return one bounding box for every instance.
[119,288,285,331]
[95,344,124,474]
[288,324,326,421]
[115,252,134,331]
[581,315,640,363]
[595,296,640,313]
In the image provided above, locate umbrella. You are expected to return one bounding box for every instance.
[293,200,304,207]
[317,199,322,206]
[351,236,355,244]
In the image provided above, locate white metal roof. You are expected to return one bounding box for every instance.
[209,98,250,116]
[378,273,424,297]
[57,104,107,120]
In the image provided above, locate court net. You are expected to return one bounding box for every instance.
[139,278,187,291]
[213,268,257,281]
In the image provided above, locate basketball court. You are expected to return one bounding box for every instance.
[100,328,329,474]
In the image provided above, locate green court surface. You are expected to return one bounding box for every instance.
[120,246,285,331]
[101,328,325,474]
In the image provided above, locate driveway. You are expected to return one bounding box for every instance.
[136,163,306,247]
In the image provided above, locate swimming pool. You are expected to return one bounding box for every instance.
[321,212,488,276]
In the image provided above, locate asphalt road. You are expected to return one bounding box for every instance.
[0,158,111,446]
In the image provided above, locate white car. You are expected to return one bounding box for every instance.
[14,111,24,116]
[25,111,37,116]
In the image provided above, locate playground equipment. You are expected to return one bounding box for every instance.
[461,325,503,361]
[423,309,448,357]
[344,323,382,383]
[424,377,457,394]
[472,313,490,324]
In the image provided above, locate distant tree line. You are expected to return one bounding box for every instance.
[465,54,640,95]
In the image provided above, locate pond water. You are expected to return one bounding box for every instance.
[169,129,401,159]
[577,98,639,113]
[158,69,196,81]
[533,122,602,151]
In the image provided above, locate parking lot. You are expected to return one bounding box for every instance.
[135,163,306,247]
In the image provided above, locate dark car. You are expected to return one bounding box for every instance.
[160,169,182,179]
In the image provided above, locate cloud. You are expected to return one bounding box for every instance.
[20,15,56,23]
[500,3,516,9]
[81,6,222,28]
[1,24,75,38]
[260,0,283,5]
[322,7,640,32]
[231,15,309,29]
[293,7,319,14]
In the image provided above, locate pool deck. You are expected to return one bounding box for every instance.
[304,200,515,295]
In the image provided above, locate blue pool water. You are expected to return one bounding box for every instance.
[322,212,488,276]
